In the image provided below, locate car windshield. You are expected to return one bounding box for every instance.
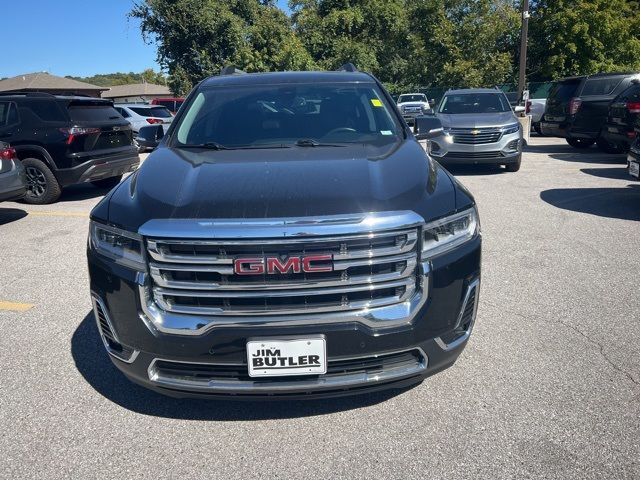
[398,95,426,103]
[130,106,173,118]
[439,93,511,114]
[174,83,402,148]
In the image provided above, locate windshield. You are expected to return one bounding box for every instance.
[438,93,511,114]
[398,94,426,103]
[174,83,402,148]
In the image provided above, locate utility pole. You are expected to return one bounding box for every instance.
[517,0,530,105]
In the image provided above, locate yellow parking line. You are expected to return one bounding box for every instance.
[0,301,34,312]
[26,211,89,218]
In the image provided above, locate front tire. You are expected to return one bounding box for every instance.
[21,157,62,204]
[91,175,123,189]
[567,138,595,149]
[533,123,544,135]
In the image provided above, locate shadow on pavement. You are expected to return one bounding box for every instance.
[548,152,627,164]
[0,207,28,226]
[580,167,635,181]
[443,164,507,176]
[71,312,410,420]
[540,184,640,221]
[58,184,112,202]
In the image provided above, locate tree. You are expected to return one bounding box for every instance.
[130,0,314,95]
[528,0,640,80]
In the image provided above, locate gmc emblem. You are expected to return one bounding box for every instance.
[233,255,333,275]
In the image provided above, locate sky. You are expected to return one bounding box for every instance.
[2,0,291,79]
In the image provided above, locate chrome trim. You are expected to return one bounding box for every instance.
[138,211,424,239]
[91,294,140,363]
[434,278,480,351]
[137,261,430,335]
[146,229,418,264]
[149,255,417,291]
[147,348,428,394]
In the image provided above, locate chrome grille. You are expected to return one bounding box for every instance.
[450,128,502,145]
[146,228,419,316]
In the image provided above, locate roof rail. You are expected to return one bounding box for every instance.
[337,63,358,72]
[220,66,246,76]
[0,91,56,98]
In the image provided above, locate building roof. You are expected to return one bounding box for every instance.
[0,72,107,92]
[102,83,171,99]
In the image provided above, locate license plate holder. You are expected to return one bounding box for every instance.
[247,336,327,377]
[629,159,640,178]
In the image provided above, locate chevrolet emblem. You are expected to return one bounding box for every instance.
[470,129,480,135]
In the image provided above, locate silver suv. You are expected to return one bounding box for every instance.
[429,88,524,172]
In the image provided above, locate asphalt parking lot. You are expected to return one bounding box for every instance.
[1,137,639,479]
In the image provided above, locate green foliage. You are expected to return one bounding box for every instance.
[67,69,166,87]
[129,0,640,95]
[529,0,640,80]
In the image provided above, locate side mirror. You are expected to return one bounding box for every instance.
[514,105,526,113]
[136,124,165,149]
[414,115,444,140]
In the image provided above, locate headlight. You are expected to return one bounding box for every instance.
[89,221,145,270]
[502,123,520,135]
[422,207,479,257]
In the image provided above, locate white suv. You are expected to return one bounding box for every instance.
[114,104,173,133]
[397,93,432,125]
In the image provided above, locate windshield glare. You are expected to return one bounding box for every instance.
[439,93,511,114]
[175,84,402,148]
[398,95,426,103]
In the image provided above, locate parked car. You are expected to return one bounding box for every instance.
[0,141,26,202]
[526,98,546,134]
[114,104,174,133]
[397,93,432,125]
[541,72,640,151]
[600,80,640,153]
[627,120,640,179]
[87,66,481,399]
[0,93,139,204]
[427,88,524,172]
[150,97,185,114]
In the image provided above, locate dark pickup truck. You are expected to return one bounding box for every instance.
[87,67,482,399]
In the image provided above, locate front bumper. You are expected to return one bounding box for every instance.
[430,131,522,165]
[87,234,482,399]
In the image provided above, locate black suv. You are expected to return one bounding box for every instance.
[87,67,482,399]
[601,80,640,153]
[541,72,640,151]
[0,93,139,204]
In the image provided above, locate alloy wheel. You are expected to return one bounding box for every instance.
[26,166,47,198]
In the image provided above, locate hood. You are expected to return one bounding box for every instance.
[99,140,459,233]
[437,111,517,128]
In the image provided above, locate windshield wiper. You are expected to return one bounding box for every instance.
[178,142,291,150]
[179,142,231,150]
[294,138,345,147]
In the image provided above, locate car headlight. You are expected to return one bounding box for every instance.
[89,221,145,270]
[502,123,520,135]
[422,207,479,258]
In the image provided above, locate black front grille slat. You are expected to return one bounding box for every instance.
[153,350,423,383]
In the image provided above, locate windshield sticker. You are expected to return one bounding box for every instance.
[371,98,383,107]
[380,130,393,135]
